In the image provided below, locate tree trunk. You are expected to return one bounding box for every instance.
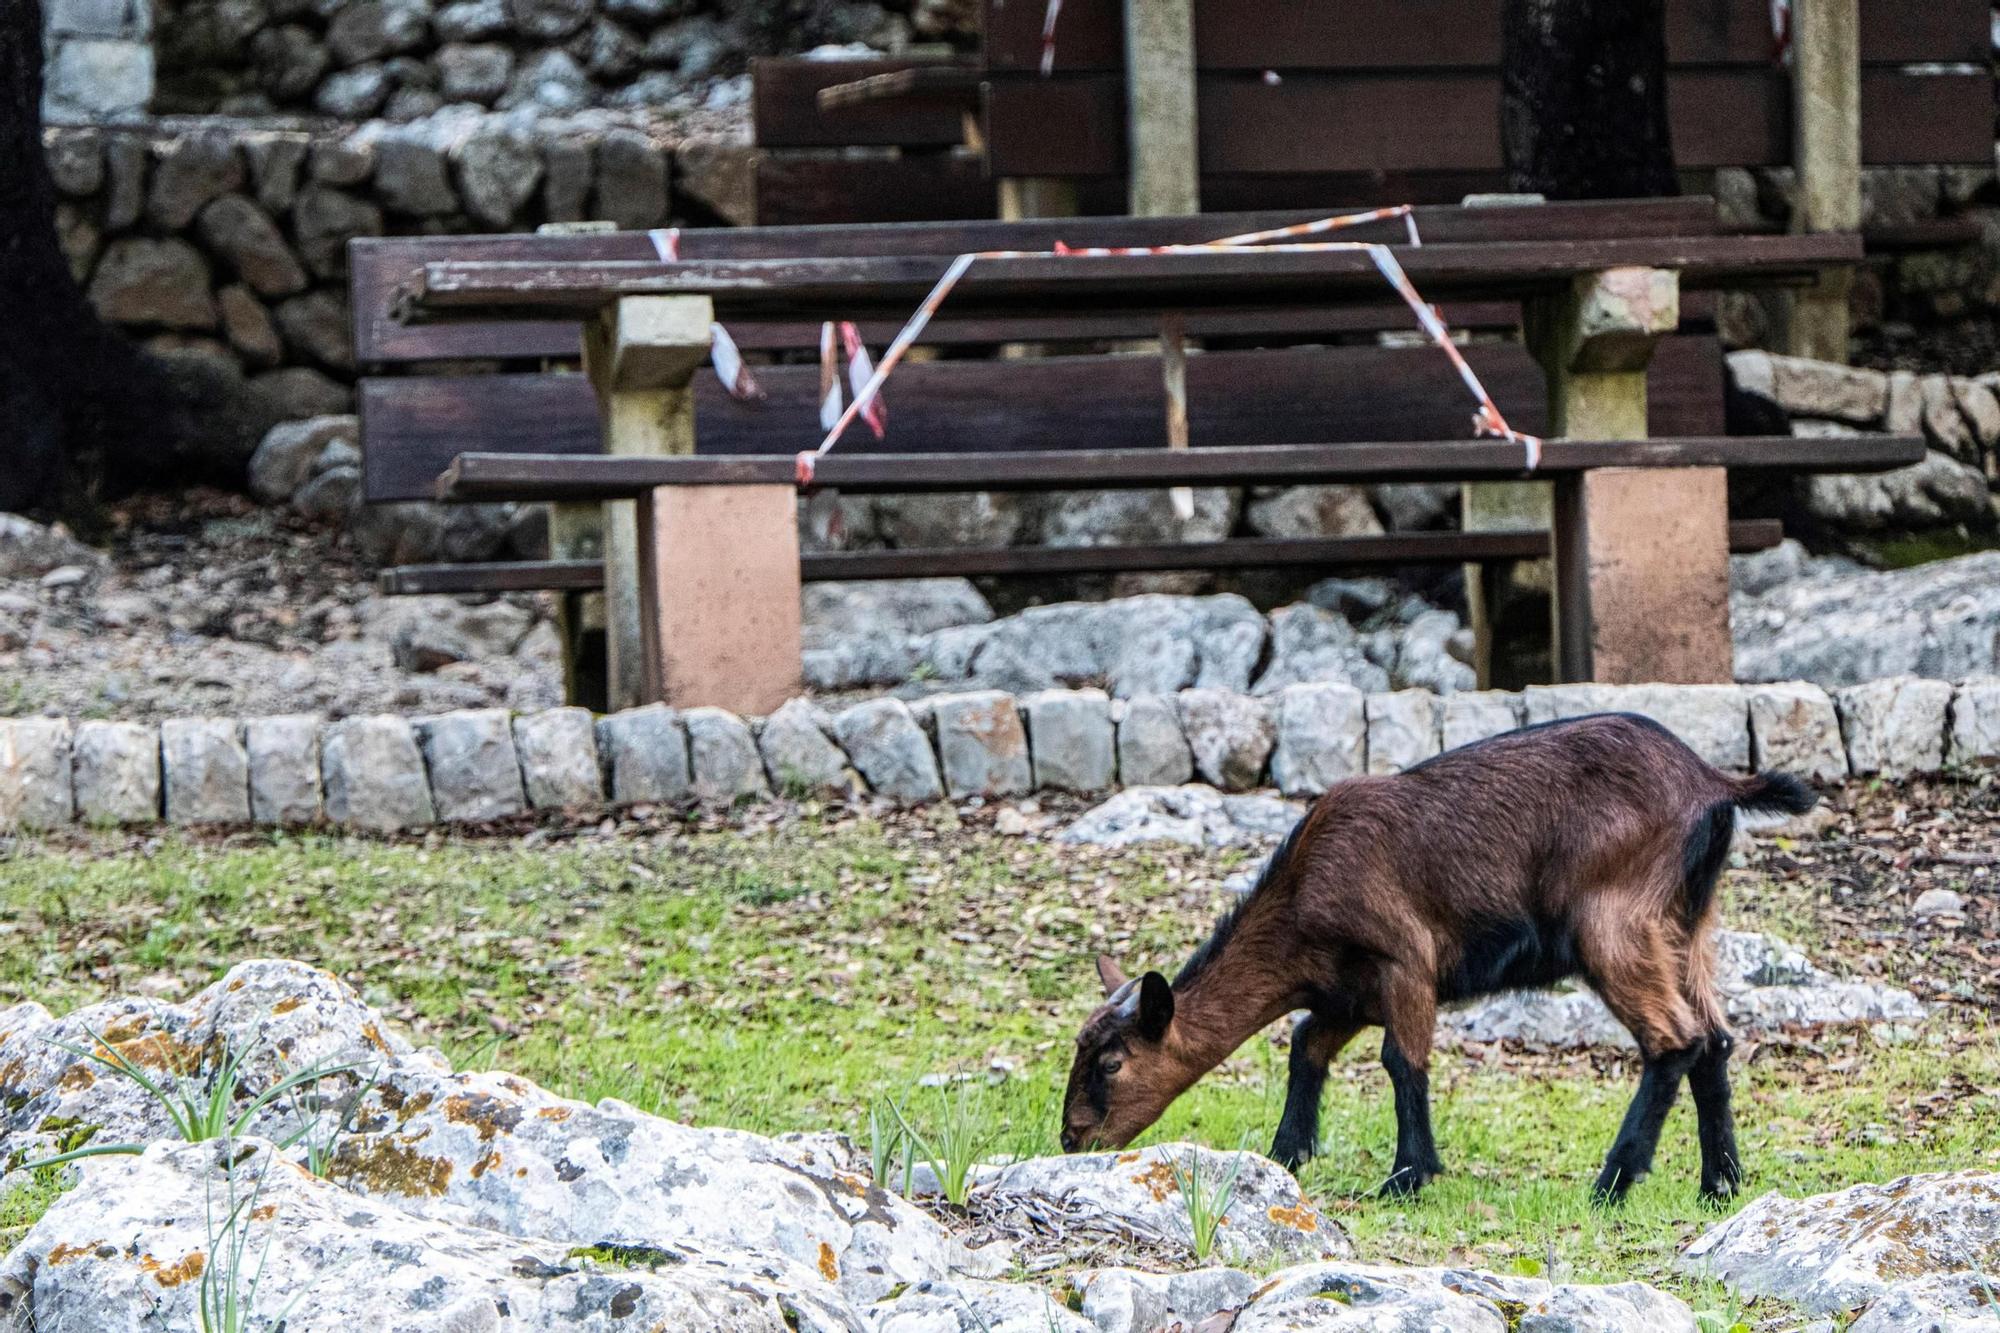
[0,0,173,516]
[1500,0,1678,199]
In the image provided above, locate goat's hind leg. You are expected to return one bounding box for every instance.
[1688,1028,1741,1203]
[1378,964,1443,1197]
[1580,916,1707,1205]
[1271,1012,1360,1171]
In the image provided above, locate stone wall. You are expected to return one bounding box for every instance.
[2,675,1993,833]
[43,0,155,122]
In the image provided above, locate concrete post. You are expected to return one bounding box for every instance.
[1123,0,1200,217]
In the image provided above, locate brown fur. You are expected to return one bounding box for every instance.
[1061,712,1813,1202]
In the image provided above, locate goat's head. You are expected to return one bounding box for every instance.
[1060,955,1183,1154]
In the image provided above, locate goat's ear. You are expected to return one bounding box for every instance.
[1095,955,1128,996]
[1136,972,1174,1041]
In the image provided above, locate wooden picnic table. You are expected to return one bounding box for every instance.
[389,224,1904,715]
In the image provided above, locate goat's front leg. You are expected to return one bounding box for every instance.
[1378,966,1442,1197]
[1271,1012,1360,1172]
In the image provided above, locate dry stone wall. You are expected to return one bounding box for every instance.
[1,675,1993,833]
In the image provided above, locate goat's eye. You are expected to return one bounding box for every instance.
[1101,1058,1123,1075]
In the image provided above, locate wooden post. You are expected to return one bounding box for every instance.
[1123,0,1199,217]
[583,294,801,714]
[1527,267,1734,684]
[1787,0,1860,362]
[581,295,708,710]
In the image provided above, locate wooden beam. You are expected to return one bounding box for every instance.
[435,435,1926,501]
[1124,0,1200,215]
[1788,0,1862,363]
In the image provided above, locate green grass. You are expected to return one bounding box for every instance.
[2,810,1996,1313]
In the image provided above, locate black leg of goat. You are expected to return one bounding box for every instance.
[1271,1013,1359,1171]
[1381,1035,1444,1196]
[1687,1029,1742,1202]
[1593,1042,1704,1204]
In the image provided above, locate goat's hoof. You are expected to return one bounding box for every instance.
[1270,1138,1312,1174]
[1590,1172,1639,1208]
[1699,1176,1740,1207]
[1379,1165,1436,1199]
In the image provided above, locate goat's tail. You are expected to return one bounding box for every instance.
[1730,770,1819,818]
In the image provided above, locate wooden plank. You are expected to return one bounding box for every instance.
[348,198,1716,362]
[982,0,1986,71]
[752,57,972,148]
[407,235,1860,321]
[436,435,1927,501]
[379,520,1785,595]
[360,337,1724,502]
[815,65,982,112]
[983,68,1993,176]
[754,152,996,227]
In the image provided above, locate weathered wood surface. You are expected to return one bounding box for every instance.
[435,436,1926,502]
[376,520,1786,596]
[981,0,1986,71]
[360,335,1729,502]
[348,197,1716,362]
[403,235,1859,321]
[752,56,974,147]
[982,68,1991,178]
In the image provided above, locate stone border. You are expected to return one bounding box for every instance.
[1,676,1995,834]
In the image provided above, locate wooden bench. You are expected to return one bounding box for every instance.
[354,199,1743,703]
[384,224,1922,714]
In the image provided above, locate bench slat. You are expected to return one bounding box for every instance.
[983,69,1993,177]
[980,0,1987,72]
[361,336,1726,503]
[376,521,1786,595]
[407,235,1860,320]
[348,198,1717,363]
[436,436,1926,501]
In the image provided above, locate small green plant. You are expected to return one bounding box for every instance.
[24,1027,356,1169]
[1165,1143,1247,1263]
[867,1098,917,1193]
[886,1078,1000,1207]
[198,1146,308,1333]
[285,1060,379,1178]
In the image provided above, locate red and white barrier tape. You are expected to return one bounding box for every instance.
[651,227,763,401]
[1039,0,1062,74]
[796,211,1542,483]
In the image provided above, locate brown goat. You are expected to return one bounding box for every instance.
[1060,712,1817,1203]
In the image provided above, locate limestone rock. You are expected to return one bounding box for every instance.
[455,123,543,226]
[872,1278,1092,1332]
[364,593,536,671]
[244,714,321,825]
[160,716,250,824]
[1071,1266,1263,1333]
[0,513,103,580]
[1921,373,1979,462]
[1441,691,1524,751]
[592,127,667,228]
[1728,350,1888,424]
[1245,484,1385,539]
[217,283,282,367]
[1366,690,1440,774]
[248,413,356,502]
[833,698,942,802]
[1734,551,2000,687]
[1237,1264,1694,1333]
[0,1138,852,1332]
[86,237,215,329]
[0,718,74,829]
[1798,444,1990,532]
[597,704,690,803]
[757,698,849,794]
[1021,688,1114,792]
[1442,929,1923,1049]
[513,707,602,808]
[686,706,769,804]
[1059,785,1300,850]
[146,132,243,230]
[1252,603,1392,695]
[1849,1273,2000,1332]
[1270,681,1365,798]
[1177,688,1274,790]
[1836,676,1953,777]
[436,40,513,103]
[320,715,433,832]
[918,594,1267,699]
[1950,676,2000,766]
[1036,487,1239,550]
[1114,694,1193,787]
[978,1145,1348,1268]
[195,193,307,298]
[1747,682,1849,784]
[417,708,526,822]
[1680,1170,2000,1314]
[71,719,159,824]
[932,690,1032,799]
[1523,683,1751,771]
